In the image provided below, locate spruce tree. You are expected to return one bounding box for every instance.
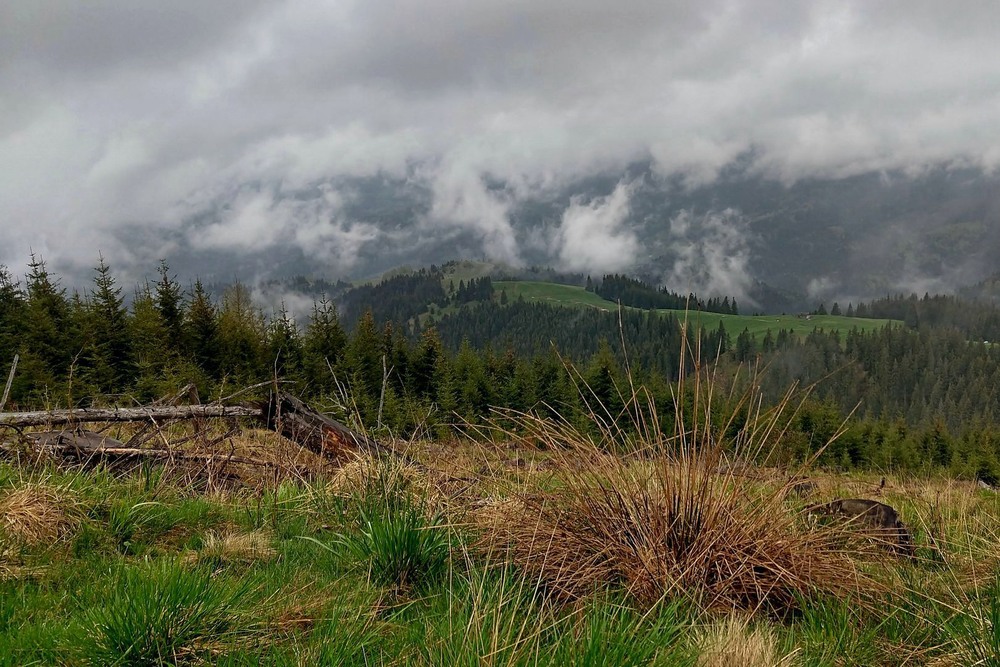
[267,302,304,384]
[217,282,267,382]
[88,256,134,391]
[185,279,221,377]
[154,260,185,356]
[345,310,383,418]
[0,266,25,377]
[129,283,171,400]
[22,253,76,397]
[303,295,347,393]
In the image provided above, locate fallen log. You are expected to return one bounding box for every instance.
[1,428,288,469]
[264,392,403,461]
[0,392,415,467]
[0,404,260,428]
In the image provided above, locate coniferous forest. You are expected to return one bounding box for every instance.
[3,256,1000,483]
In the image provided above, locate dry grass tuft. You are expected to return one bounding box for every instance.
[696,615,798,667]
[473,340,874,616]
[327,452,433,503]
[189,529,277,565]
[0,482,80,545]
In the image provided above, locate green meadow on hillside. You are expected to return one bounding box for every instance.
[495,280,900,337]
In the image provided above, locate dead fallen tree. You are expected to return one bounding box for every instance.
[0,391,410,469]
[4,429,279,468]
[263,392,402,461]
[0,403,260,428]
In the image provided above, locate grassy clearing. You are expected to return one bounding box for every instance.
[0,369,998,664]
[495,280,621,311]
[496,280,900,338]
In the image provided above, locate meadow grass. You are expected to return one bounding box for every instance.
[495,280,900,338]
[0,365,998,664]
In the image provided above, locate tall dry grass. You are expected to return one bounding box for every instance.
[0,481,80,546]
[472,331,874,616]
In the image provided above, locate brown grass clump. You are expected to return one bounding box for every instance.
[474,341,873,616]
[0,483,80,545]
[327,452,435,505]
[189,529,277,565]
[696,615,798,667]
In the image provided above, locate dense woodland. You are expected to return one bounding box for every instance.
[591,274,740,314]
[2,256,1000,483]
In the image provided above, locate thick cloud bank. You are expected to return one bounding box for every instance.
[3,1,1000,283]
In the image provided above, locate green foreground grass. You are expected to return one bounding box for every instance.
[495,280,900,338]
[1,443,998,666]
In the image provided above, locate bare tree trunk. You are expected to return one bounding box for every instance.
[0,404,261,428]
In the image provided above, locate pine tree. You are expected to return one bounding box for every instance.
[154,260,185,356]
[585,339,623,421]
[735,328,754,362]
[0,266,25,378]
[21,254,76,398]
[217,282,267,382]
[345,310,383,418]
[129,283,171,400]
[303,295,347,393]
[87,256,134,391]
[185,280,220,378]
[267,303,304,384]
[409,327,443,399]
[758,330,773,354]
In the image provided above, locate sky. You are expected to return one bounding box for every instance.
[3,0,1000,286]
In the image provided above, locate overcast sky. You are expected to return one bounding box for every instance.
[3,0,1000,283]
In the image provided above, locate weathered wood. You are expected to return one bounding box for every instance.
[2,429,281,468]
[264,392,391,460]
[0,404,261,428]
[0,392,412,468]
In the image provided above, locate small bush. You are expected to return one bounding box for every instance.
[76,559,255,665]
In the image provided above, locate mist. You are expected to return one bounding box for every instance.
[3,1,1000,298]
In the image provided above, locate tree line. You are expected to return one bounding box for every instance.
[2,256,999,481]
[589,274,739,314]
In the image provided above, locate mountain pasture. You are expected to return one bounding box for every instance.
[495,280,900,338]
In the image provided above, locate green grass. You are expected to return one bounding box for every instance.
[496,280,900,338]
[496,280,621,311]
[1,452,997,665]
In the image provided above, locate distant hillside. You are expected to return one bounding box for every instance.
[495,281,899,338]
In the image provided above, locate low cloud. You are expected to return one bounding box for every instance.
[4,1,1000,284]
[552,182,639,275]
[425,161,522,266]
[662,209,754,302]
[192,185,380,273]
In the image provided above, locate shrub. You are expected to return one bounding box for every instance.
[308,457,450,592]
